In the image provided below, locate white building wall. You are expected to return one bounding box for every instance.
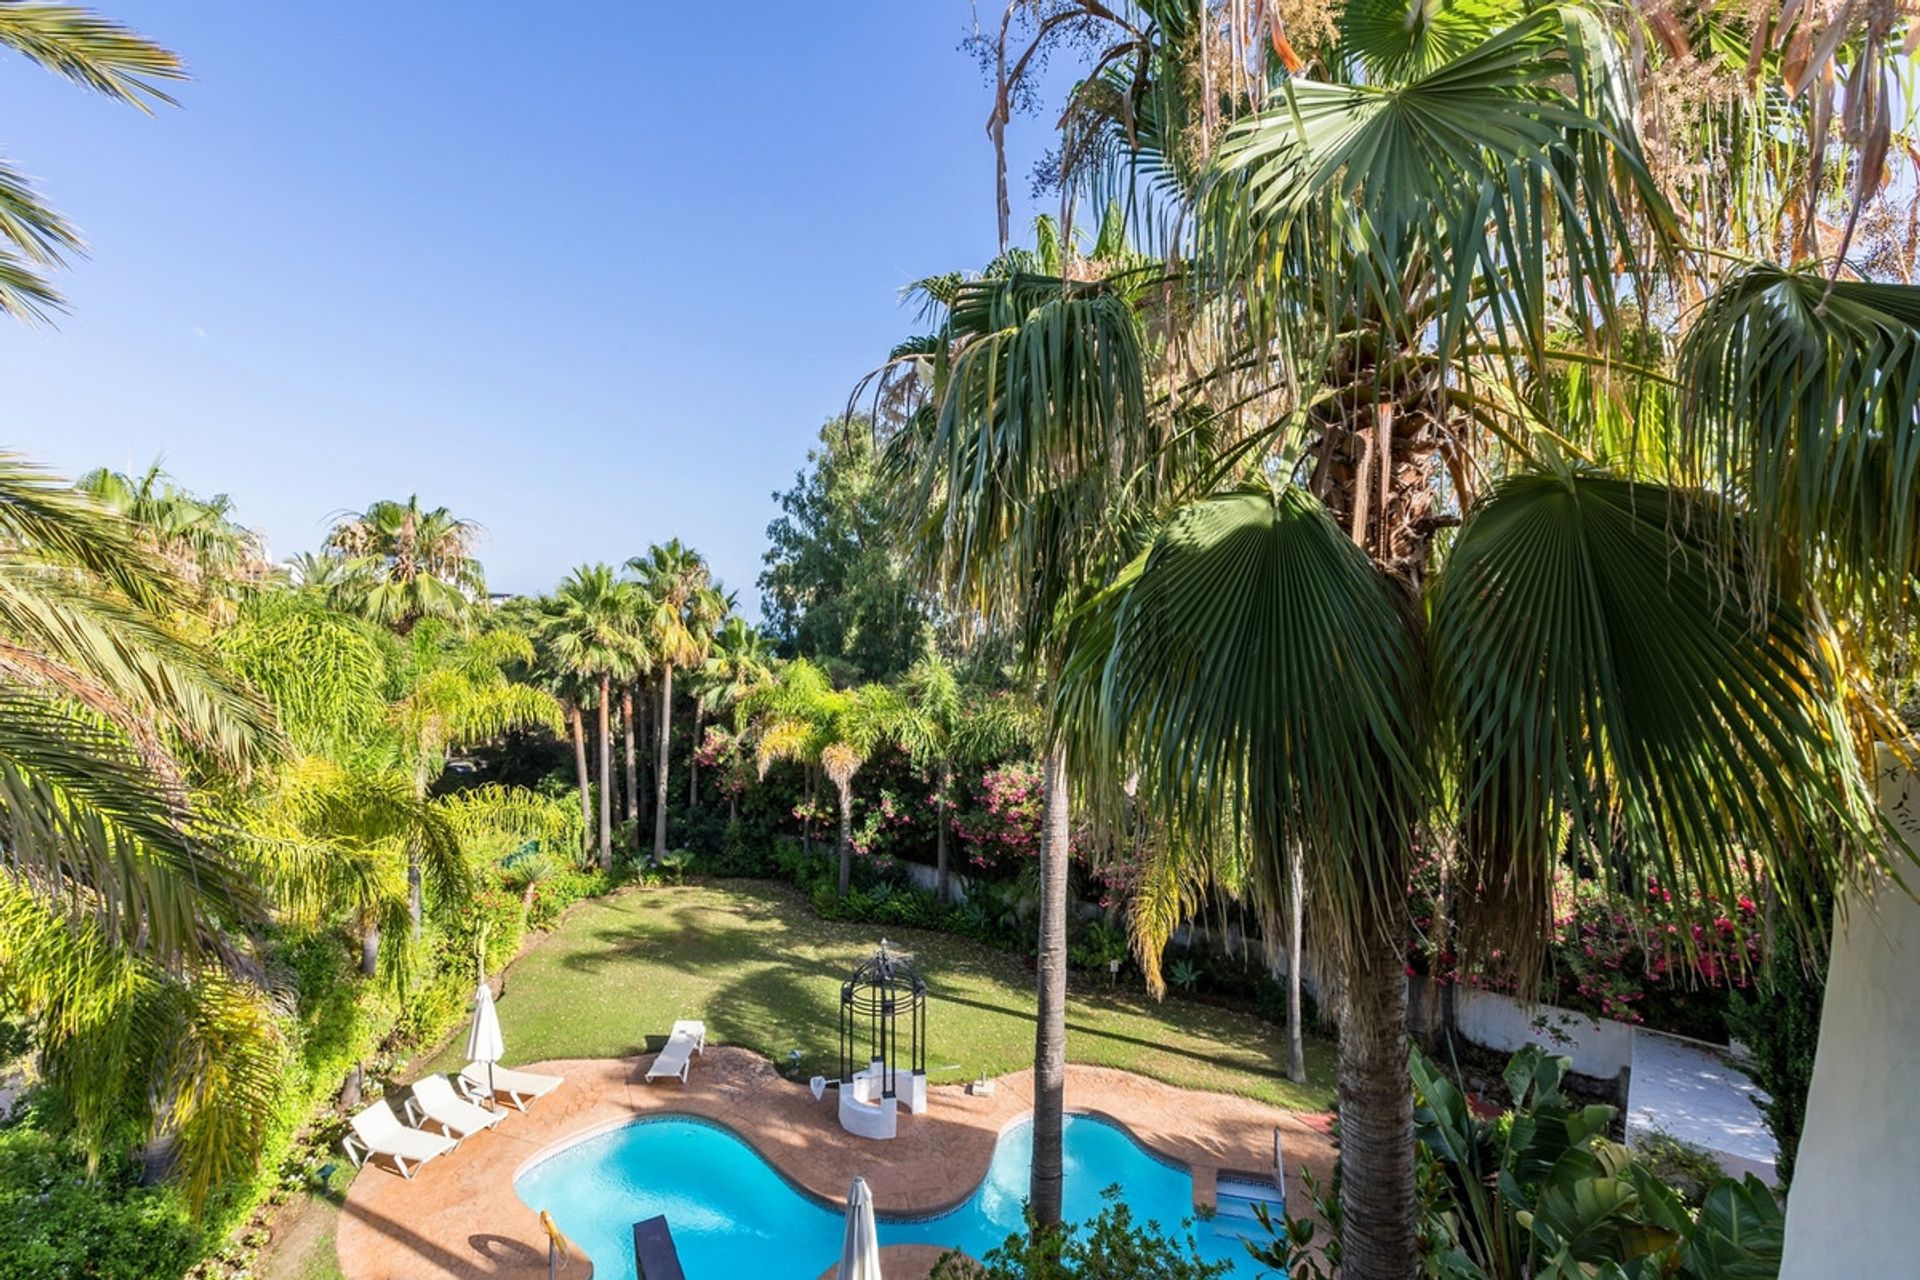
[1779,757,1920,1278]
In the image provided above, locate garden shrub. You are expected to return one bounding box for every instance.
[931,1188,1228,1279]
[0,1128,200,1280]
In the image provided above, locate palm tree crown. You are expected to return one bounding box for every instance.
[321,496,486,634]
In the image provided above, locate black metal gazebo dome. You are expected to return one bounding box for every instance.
[838,939,927,1102]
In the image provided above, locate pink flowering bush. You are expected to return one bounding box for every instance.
[1410,861,1761,1038]
[951,762,1044,873]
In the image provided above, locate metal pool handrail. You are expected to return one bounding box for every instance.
[538,1209,575,1279]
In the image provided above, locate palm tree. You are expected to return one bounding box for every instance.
[630,540,723,862]
[322,496,485,634]
[537,566,646,868]
[871,214,1155,1228]
[77,460,271,611]
[391,627,562,928]
[0,5,184,321]
[745,661,895,894]
[882,643,1036,902]
[0,455,288,1210]
[692,613,772,809]
[950,3,1915,1272]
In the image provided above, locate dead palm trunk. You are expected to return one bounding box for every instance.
[622,686,640,837]
[1029,740,1070,1228]
[596,672,613,869]
[1288,856,1307,1084]
[570,702,591,862]
[653,663,674,862]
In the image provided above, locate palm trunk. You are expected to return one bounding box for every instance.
[1029,740,1070,1229]
[634,686,652,828]
[803,768,817,855]
[360,924,380,978]
[1288,856,1307,1084]
[688,705,703,810]
[570,702,591,862]
[935,761,953,902]
[653,663,674,863]
[407,760,429,937]
[836,782,854,896]
[622,687,639,835]
[1336,918,1419,1279]
[596,673,613,869]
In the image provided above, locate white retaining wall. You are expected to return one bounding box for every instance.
[1409,978,1637,1079]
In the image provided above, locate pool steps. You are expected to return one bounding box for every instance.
[1206,1175,1287,1245]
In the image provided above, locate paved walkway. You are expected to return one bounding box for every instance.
[335,1046,1334,1279]
[1626,1030,1777,1184]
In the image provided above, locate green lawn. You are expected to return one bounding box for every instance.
[419,878,1336,1111]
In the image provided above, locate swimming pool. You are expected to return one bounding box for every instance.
[514,1112,1278,1278]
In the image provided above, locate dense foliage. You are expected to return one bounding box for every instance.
[759,419,936,682]
[1258,1047,1784,1280]
[931,1189,1230,1280]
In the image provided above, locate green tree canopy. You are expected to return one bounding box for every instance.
[759,418,934,682]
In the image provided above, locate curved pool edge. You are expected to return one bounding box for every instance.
[513,1104,1234,1226]
[337,1047,1335,1280]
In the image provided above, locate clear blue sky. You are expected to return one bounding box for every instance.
[0,2,1064,606]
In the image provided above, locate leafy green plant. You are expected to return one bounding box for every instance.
[1251,1047,1784,1280]
[1167,958,1203,991]
[1070,920,1129,973]
[0,1128,201,1280]
[657,848,696,885]
[929,1187,1229,1280]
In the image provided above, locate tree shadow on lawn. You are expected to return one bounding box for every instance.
[697,962,849,1077]
[926,986,1285,1078]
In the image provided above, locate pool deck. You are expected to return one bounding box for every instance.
[334,1046,1335,1279]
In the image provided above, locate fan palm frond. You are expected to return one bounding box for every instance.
[1060,485,1423,974]
[1432,469,1885,979]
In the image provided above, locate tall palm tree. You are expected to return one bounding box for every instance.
[630,540,723,861]
[537,566,646,868]
[322,496,485,635]
[744,661,895,895]
[0,4,184,321]
[871,213,1156,1228]
[950,3,1916,1272]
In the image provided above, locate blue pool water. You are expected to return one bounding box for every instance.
[514,1113,1276,1278]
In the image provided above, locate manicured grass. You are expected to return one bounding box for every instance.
[421,878,1336,1111]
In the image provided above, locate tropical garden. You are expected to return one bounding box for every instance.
[2,1,1919,1279]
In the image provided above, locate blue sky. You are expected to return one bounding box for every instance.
[0,2,1063,605]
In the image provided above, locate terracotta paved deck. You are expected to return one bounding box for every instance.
[335,1046,1333,1280]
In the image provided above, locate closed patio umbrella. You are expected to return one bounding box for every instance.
[838,1176,881,1280]
[467,979,505,1110]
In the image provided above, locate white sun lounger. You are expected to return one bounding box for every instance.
[458,1061,564,1112]
[670,1019,706,1053]
[644,1029,699,1084]
[342,1099,457,1179]
[404,1073,508,1141]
